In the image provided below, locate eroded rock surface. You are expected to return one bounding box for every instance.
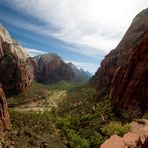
[100,135,127,148]
[101,119,148,148]
[0,86,10,137]
[0,25,33,95]
[29,54,75,83]
[110,34,148,119]
[91,8,148,119]
[0,24,34,143]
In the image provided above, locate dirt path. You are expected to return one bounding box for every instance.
[12,90,67,112]
[8,89,68,148]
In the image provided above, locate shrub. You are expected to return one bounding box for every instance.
[67,129,90,148]
[80,113,98,122]
[10,110,53,134]
[90,131,104,147]
[101,121,129,137]
[56,115,71,129]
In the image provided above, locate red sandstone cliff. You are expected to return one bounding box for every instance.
[0,25,34,96]
[0,25,34,141]
[92,8,148,119]
[0,86,10,137]
[110,34,148,119]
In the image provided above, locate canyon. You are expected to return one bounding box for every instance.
[0,7,147,148]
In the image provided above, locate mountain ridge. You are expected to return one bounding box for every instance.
[29,53,91,83]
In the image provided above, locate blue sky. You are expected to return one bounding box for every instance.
[0,0,147,73]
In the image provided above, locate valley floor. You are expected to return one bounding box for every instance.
[4,81,129,148]
[11,90,67,112]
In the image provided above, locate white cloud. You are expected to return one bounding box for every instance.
[26,48,47,57]
[0,13,53,36]
[6,0,148,56]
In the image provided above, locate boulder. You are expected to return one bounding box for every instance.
[101,119,148,148]
[123,132,141,148]
[100,135,127,148]
[129,119,148,144]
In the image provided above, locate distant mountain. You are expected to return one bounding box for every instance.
[68,62,91,82]
[29,53,91,83]
[86,71,92,77]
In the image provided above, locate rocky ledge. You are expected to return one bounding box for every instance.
[101,119,148,148]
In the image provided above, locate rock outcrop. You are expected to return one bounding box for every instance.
[100,135,127,148]
[29,54,91,83]
[0,86,10,137]
[0,24,34,142]
[0,25,33,96]
[100,119,148,148]
[110,34,148,119]
[92,8,148,119]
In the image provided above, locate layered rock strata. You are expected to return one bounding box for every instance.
[92,8,148,119]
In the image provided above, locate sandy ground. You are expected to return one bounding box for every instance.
[13,90,67,112]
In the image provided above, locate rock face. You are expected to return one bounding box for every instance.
[30,54,91,83]
[110,34,148,119]
[100,135,127,148]
[0,86,10,137]
[92,8,148,119]
[100,119,148,148]
[0,24,34,140]
[0,25,33,96]
[29,54,75,83]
